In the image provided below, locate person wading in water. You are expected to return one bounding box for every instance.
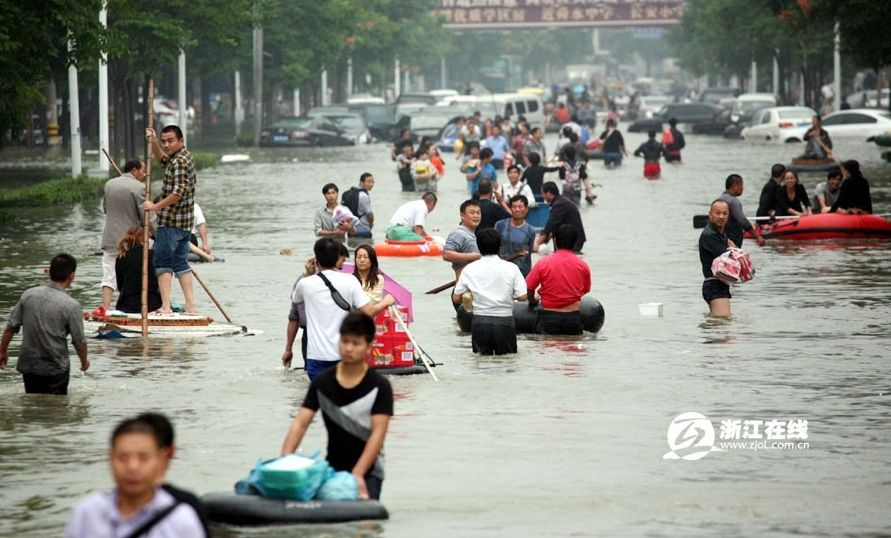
[699,199,734,317]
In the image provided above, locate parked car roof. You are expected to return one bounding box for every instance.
[396,93,437,105]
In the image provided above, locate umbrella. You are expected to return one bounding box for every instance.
[341,263,413,323]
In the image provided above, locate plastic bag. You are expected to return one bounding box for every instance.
[711,247,754,285]
[234,453,331,501]
[332,205,358,226]
[315,471,359,501]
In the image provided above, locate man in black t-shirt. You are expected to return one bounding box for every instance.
[534,181,586,253]
[699,199,733,318]
[281,312,394,500]
[756,164,785,218]
[476,179,510,230]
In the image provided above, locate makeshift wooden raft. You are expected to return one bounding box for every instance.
[83,312,255,338]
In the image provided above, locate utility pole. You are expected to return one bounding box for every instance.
[178,50,187,141]
[321,69,329,106]
[394,56,401,100]
[346,57,353,98]
[441,57,447,89]
[833,22,841,111]
[750,61,757,93]
[68,39,82,177]
[98,3,109,173]
[234,70,244,136]
[252,19,263,146]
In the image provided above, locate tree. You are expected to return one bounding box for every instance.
[0,0,104,144]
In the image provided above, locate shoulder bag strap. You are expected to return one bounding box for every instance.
[317,273,351,311]
[122,501,183,538]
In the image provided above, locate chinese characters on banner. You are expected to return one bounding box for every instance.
[434,0,684,28]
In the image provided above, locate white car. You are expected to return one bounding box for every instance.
[639,95,671,118]
[730,93,777,123]
[741,106,816,143]
[429,89,459,100]
[346,94,384,105]
[845,89,890,108]
[153,97,194,131]
[820,108,891,141]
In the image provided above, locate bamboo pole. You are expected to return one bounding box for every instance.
[102,148,122,175]
[389,306,438,382]
[191,269,232,322]
[142,79,154,338]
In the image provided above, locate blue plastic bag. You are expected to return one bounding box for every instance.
[235,453,331,502]
[315,471,359,501]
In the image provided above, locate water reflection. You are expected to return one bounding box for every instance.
[212,521,385,538]
[98,337,201,376]
[698,317,735,344]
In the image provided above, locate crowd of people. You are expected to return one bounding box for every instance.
[702,159,874,317]
[757,160,873,220]
[1,103,883,534]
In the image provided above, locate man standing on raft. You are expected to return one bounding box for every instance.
[144,125,198,314]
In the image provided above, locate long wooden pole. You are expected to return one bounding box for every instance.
[425,280,456,295]
[102,148,122,175]
[141,79,154,338]
[190,268,243,329]
[389,306,438,382]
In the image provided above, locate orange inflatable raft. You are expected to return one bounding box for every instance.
[373,238,443,257]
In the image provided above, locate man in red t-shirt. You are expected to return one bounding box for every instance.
[554,103,571,125]
[525,224,591,335]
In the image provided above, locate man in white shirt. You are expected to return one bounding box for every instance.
[189,202,214,262]
[65,415,206,538]
[291,238,395,380]
[452,228,527,355]
[386,192,437,241]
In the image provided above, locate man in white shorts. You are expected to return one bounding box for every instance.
[100,159,148,309]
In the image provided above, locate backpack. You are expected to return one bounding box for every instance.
[340,187,365,218]
[562,161,582,194]
[661,128,674,147]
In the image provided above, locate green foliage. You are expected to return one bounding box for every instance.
[2,0,450,148]
[833,0,891,70]
[673,0,889,80]
[0,175,105,207]
[671,0,796,79]
[191,152,219,170]
[0,0,105,139]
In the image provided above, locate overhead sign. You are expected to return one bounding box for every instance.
[435,0,684,29]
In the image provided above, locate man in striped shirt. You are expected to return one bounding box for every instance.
[144,125,198,314]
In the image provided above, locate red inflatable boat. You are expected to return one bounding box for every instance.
[746,213,891,240]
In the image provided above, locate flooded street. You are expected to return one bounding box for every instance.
[1,130,890,537]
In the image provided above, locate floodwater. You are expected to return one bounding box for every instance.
[1,130,889,537]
